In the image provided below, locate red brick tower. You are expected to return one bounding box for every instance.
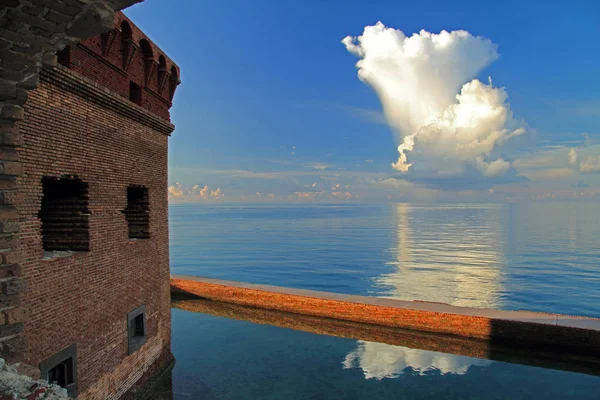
[11,11,179,399]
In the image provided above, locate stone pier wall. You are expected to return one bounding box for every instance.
[171,275,600,355]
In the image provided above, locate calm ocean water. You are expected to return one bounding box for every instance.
[169,202,600,317]
[168,202,600,399]
[168,308,600,400]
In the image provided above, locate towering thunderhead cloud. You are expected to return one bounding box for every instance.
[343,23,526,178]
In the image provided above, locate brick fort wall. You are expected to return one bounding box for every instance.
[18,64,173,398]
[0,0,143,365]
[1,3,179,397]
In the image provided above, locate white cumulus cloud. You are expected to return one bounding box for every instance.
[568,148,600,174]
[168,183,224,202]
[343,23,526,179]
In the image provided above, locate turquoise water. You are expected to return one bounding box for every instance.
[169,308,600,399]
[168,203,600,399]
[169,202,600,317]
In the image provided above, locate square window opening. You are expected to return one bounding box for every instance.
[122,185,150,239]
[40,344,78,397]
[128,305,147,354]
[129,81,142,105]
[39,176,90,253]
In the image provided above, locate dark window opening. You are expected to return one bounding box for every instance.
[121,21,132,44]
[129,81,142,105]
[39,177,90,252]
[122,185,150,239]
[48,357,74,388]
[40,344,78,397]
[56,46,70,68]
[132,313,145,338]
[140,39,154,84]
[128,305,147,354]
[121,21,133,69]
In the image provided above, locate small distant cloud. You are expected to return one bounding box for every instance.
[304,162,331,171]
[168,183,184,198]
[250,192,278,201]
[289,191,320,201]
[568,148,600,174]
[288,181,356,202]
[168,183,224,202]
[330,191,354,200]
[572,180,590,188]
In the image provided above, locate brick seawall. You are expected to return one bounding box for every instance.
[172,297,600,377]
[171,275,600,356]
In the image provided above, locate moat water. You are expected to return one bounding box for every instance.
[167,202,600,399]
[166,306,600,400]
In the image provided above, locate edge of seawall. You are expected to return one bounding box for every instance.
[170,275,600,355]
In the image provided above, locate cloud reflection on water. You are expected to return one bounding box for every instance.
[345,203,503,380]
[375,203,505,308]
[343,341,490,380]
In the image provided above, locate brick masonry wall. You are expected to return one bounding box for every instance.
[171,276,600,356]
[17,64,172,398]
[0,0,142,366]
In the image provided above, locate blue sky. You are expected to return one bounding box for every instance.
[125,0,600,202]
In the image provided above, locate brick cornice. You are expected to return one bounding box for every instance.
[41,65,175,135]
[76,42,128,77]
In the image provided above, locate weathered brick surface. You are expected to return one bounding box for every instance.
[0,335,27,364]
[1,305,27,324]
[0,263,21,279]
[1,277,26,295]
[1,1,144,378]
[0,322,23,337]
[17,65,173,398]
[172,276,600,356]
[0,293,20,310]
[1,2,178,397]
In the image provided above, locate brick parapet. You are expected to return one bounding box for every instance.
[60,11,181,121]
[171,275,600,355]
